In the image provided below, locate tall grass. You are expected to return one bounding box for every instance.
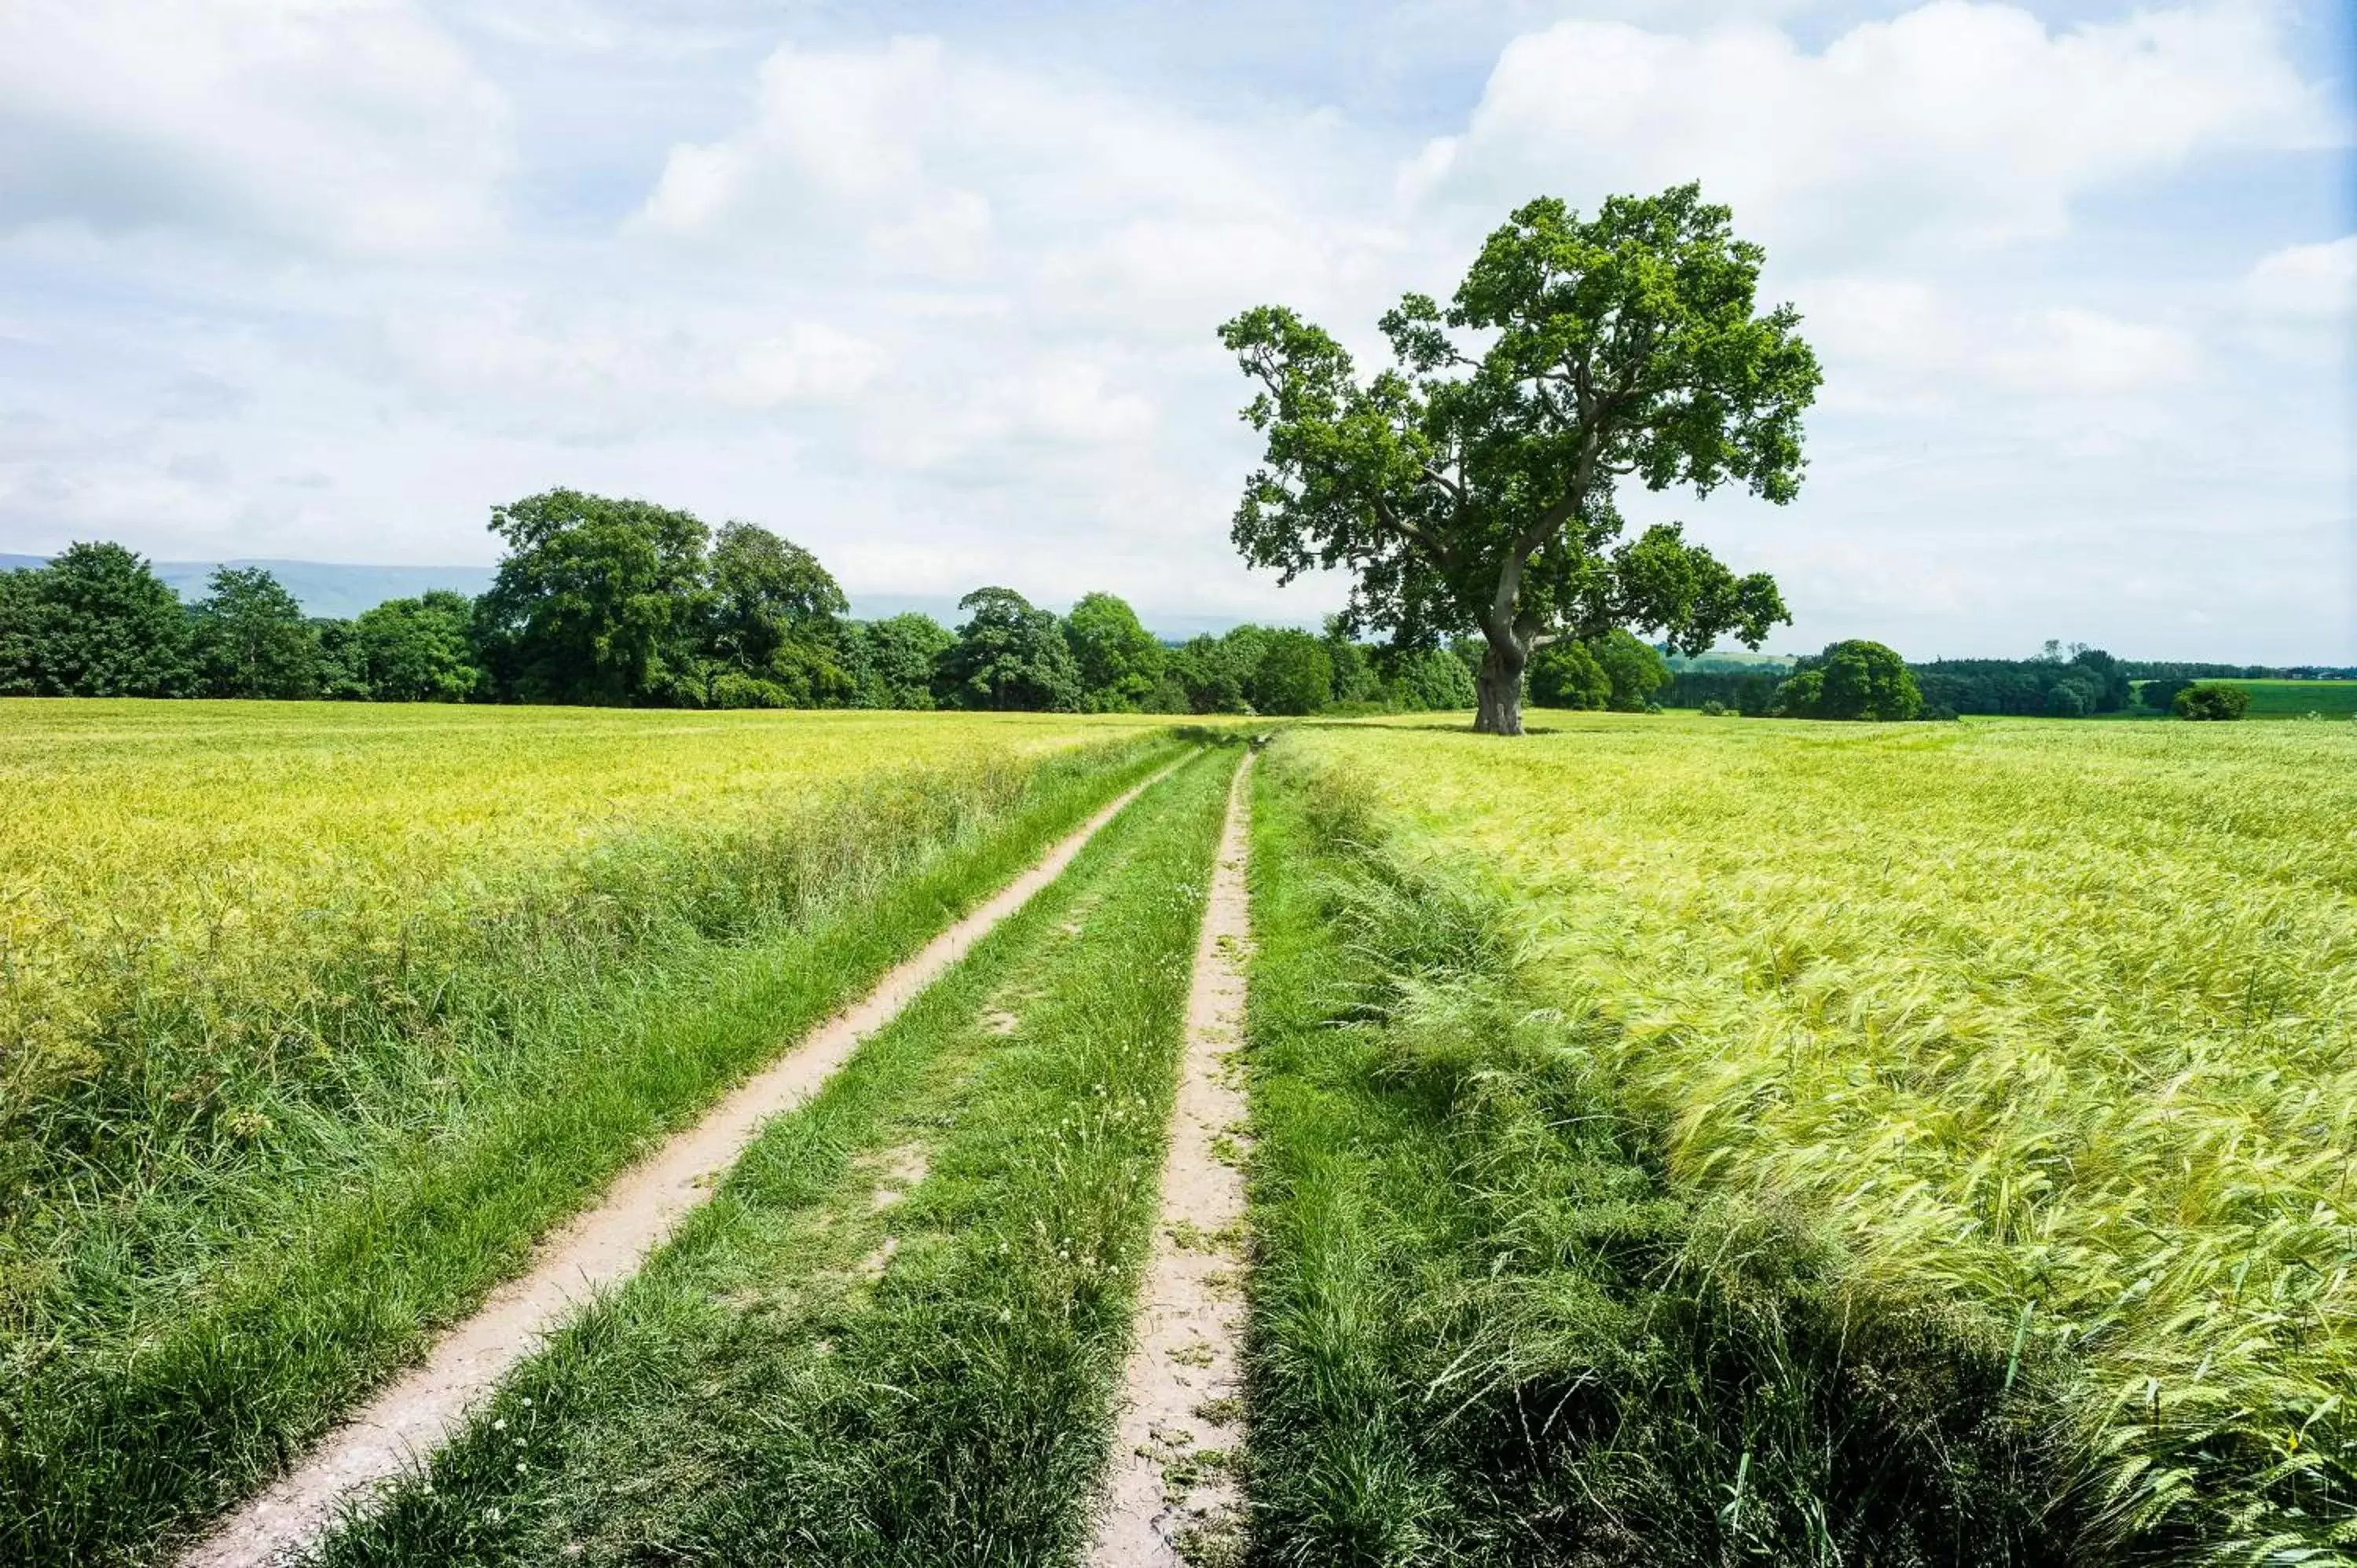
[1278,713,2357,1561]
[0,701,1178,1566]
[307,746,1241,1567]
[1241,754,2063,1565]
[0,702,1169,1176]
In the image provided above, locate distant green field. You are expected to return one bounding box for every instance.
[2227,678,2357,716]
[2133,678,2357,718]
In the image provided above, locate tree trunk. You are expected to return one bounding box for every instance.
[1473,636,1526,736]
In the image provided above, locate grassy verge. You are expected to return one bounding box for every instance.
[306,744,1242,1567]
[1239,746,2073,1566]
[4,733,1182,1568]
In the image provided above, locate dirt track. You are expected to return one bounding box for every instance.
[1087,753,1254,1566]
[179,764,1177,1568]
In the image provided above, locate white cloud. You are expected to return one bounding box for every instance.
[378,302,885,417]
[2231,233,2356,372]
[2242,234,2357,329]
[0,0,512,254]
[1792,278,2196,413]
[1409,2,2343,259]
[632,34,1354,314]
[1985,309,2198,394]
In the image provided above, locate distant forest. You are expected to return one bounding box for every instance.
[5,493,2348,719]
[1670,639,2355,720]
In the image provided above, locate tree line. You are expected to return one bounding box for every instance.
[0,491,1504,716]
[1663,639,2283,721]
[0,504,2305,725]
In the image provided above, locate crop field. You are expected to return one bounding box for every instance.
[1262,711,2357,1562]
[9,697,2353,1568]
[0,700,1178,1563]
[2223,679,2357,718]
[313,746,1241,1568]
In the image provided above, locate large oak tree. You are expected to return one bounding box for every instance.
[1220,184,1819,735]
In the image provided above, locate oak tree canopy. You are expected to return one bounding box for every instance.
[1220,183,1819,734]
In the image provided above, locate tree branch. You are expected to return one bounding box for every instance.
[1369,496,1452,564]
[1419,463,1465,504]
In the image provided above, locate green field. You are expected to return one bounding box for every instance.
[2128,677,2357,718]
[0,701,1178,1563]
[1269,710,2357,1561]
[5,700,2352,1565]
[314,749,1241,1568]
[2218,678,2357,717]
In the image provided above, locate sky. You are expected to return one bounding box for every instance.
[0,0,2349,661]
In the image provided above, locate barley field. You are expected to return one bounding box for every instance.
[0,699,1175,1563]
[1274,712,2357,1558]
[1,700,1163,1131]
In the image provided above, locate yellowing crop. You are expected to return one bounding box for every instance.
[1284,710,2357,1548]
[0,701,1163,1166]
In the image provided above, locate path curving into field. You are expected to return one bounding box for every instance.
[178,762,1182,1568]
[1088,753,1255,1567]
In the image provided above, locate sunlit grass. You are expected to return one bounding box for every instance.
[1278,711,2357,1559]
[0,699,1175,1566]
[308,748,1238,1567]
[0,701,1167,1114]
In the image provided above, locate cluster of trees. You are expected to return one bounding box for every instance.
[1910,642,2134,718]
[0,544,420,702]
[1774,640,1924,720]
[0,526,2278,730]
[0,493,1498,716]
[1525,630,1673,712]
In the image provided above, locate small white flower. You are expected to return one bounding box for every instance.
[493,1418,508,1432]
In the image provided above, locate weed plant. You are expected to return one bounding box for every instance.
[0,701,1176,1566]
[308,748,1240,1567]
[1277,713,2357,1562]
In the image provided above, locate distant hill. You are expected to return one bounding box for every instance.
[1666,649,1797,672]
[0,556,1259,639]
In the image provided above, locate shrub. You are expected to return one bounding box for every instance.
[1529,640,1611,709]
[710,672,791,709]
[1251,629,1335,716]
[1771,669,1824,716]
[1817,640,1923,720]
[1699,699,1727,716]
[2173,683,2250,721]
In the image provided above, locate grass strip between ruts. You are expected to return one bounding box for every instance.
[1237,739,2070,1567]
[306,742,1243,1568]
[8,734,1185,1568]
